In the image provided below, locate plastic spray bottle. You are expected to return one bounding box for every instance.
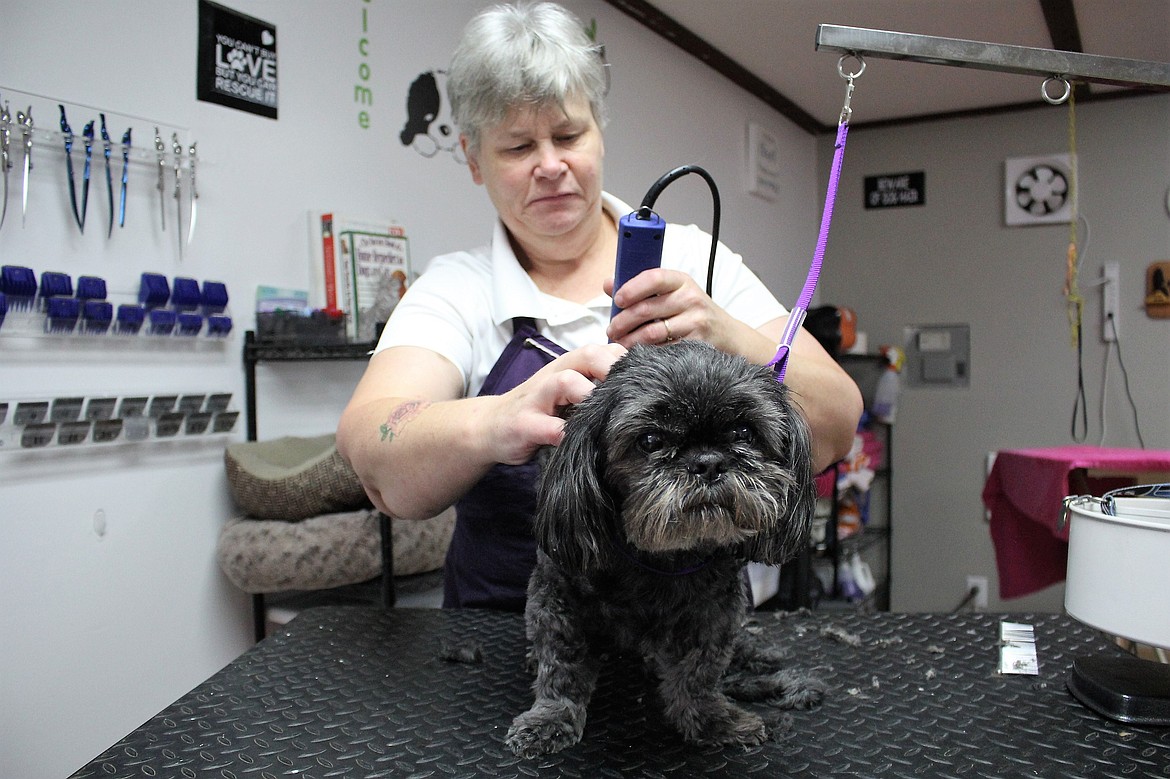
[871,346,904,424]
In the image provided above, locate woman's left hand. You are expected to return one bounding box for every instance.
[604,268,864,472]
[604,268,727,348]
[604,268,777,364]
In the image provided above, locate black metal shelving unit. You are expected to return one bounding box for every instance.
[819,354,894,612]
[243,330,375,440]
[241,330,393,642]
[820,420,892,611]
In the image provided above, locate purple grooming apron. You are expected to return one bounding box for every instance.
[443,317,567,610]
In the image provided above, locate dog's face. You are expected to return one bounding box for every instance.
[535,341,816,569]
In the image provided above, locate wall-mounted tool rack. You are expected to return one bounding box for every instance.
[0,391,239,453]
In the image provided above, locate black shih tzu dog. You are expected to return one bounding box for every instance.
[505,340,822,758]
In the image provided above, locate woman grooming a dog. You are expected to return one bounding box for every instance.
[337,1,862,611]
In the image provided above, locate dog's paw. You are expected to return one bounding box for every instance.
[729,630,792,674]
[691,705,769,748]
[724,668,827,709]
[505,701,586,758]
[763,711,795,741]
[726,708,770,747]
[667,695,770,748]
[772,670,826,710]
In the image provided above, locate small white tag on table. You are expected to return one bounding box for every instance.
[999,621,1039,675]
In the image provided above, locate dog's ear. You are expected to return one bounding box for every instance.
[533,392,617,572]
[740,385,818,565]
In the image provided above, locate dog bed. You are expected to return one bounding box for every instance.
[223,434,371,520]
[216,508,456,594]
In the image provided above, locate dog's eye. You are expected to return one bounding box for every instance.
[637,431,665,454]
[731,426,753,445]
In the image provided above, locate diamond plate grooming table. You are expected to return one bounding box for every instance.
[71,608,1170,778]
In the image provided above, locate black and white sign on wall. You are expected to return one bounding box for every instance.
[197,0,278,119]
[864,172,925,210]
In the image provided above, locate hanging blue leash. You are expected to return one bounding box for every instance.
[769,54,865,383]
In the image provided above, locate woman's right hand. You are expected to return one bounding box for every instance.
[488,342,627,465]
[338,342,625,519]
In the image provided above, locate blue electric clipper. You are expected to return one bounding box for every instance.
[609,207,665,319]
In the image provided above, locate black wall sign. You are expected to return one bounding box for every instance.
[864,171,925,209]
[198,0,278,119]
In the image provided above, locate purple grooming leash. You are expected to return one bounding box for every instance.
[769,55,864,383]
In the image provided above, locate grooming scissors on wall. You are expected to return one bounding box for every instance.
[154,127,165,231]
[172,133,183,259]
[100,114,114,238]
[186,141,198,247]
[59,105,83,231]
[17,106,32,227]
[0,101,11,231]
[81,119,94,232]
[119,128,131,228]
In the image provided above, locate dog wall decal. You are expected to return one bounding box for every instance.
[400,69,465,163]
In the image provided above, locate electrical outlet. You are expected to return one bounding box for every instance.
[1102,261,1120,342]
[967,575,989,610]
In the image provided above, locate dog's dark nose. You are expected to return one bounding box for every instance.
[686,451,726,481]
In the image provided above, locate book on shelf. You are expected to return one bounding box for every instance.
[309,212,411,341]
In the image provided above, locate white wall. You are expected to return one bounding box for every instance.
[818,94,1170,613]
[0,2,816,776]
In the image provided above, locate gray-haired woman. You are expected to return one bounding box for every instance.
[338,1,862,610]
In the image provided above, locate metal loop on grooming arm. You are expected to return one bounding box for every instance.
[1042,75,1072,105]
[837,53,867,124]
[837,52,867,80]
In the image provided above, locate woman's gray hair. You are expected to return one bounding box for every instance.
[448,2,609,152]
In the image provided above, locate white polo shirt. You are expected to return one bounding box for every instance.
[375,192,786,397]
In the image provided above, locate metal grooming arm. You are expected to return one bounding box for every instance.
[815,25,1170,92]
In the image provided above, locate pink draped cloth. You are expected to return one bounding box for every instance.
[983,446,1170,599]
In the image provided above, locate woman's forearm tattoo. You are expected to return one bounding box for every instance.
[379,400,430,443]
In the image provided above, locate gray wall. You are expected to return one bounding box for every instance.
[818,93,1170,613]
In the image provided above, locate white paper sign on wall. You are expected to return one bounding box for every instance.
[746,122,782,202]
